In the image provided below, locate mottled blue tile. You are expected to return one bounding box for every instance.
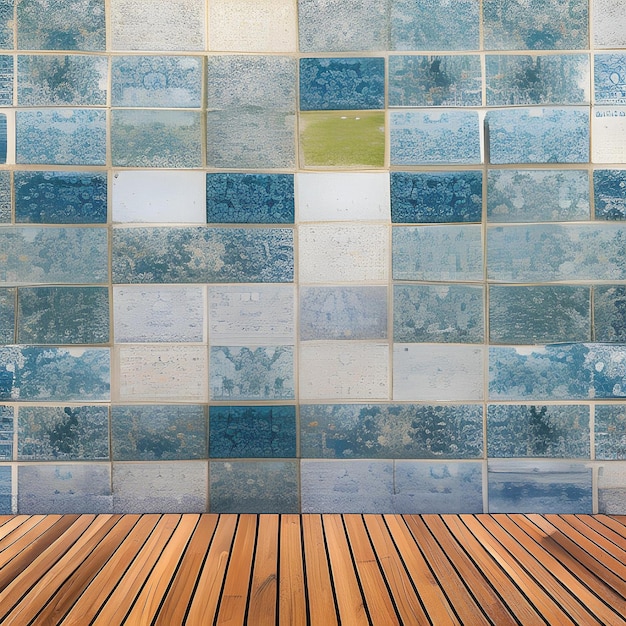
[301,404,483,459]
[489,285,591,344]
[0,405,13,460]
[111,405,206,461]
[15,171,107,224]
[206,174,295,224]
[0,227,108,285]
[112,55,202,108]
[0,1,12,49]
[390,0,479,51]
[394,284,484,343]
[483,0,588,50]
[111,110,202,168]
[18,55,107,106]
[486,108,589,164]
[17,0,105,51]
[487,169,589,222]
[488,461,592,514]
[0,347,110,402]
[300,286,387,341]
[210,460,298,513]
[594,169,626,220]
[391,171,482,223]
[17,286,109,344]
[393,461,483,513]
[18,405,109,461]
[210,346,294,400]
[0,465,10,513]
[112,227,293,284]
[0,55,12,105]
[595,405,626,460]
[0,288,14,343]
[299,57,384,110]
[18,464,112,514]
[0,171,10,222]
[16,110,106,165]
[594,285,626,342]
[393,225,483,281]
[0,114,7,163]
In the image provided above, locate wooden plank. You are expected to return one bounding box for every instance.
[592,514,626,544]
[246,514,278,626]
[302,514,339,626]
[577,515,626,551]
[0,515,63,569]
[279,514,307,626]
[0,515,45,548]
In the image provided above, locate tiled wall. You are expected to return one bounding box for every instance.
[0,0,626,514]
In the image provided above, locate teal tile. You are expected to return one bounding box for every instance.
[0,55,13,106]
[595,405,626,460]
[0,171,9,222]
[0,1,12,49]
[0,288,15,343]
[0,405,13,460]
[0,466,9,513]
[594,169,626,220]
[594,285,626,342]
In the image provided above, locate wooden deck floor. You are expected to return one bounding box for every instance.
[0,514,624,625]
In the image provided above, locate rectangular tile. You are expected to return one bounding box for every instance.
[0,54,12,105]
[0,405,13,460]
[594,54,626,104]
[0,466,10,514]
[0,287,14,343]
[0,0,12,49]
[0,171,9,222]
[598,463,626,514]
[592,107,626,163]
[594,169,626,220]
[595,405,626,460]
[594,285,626,341]
[0,113,5,163]
[593,0,626,48]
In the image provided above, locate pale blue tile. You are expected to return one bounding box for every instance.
[0,55,13,105]
[390,110,481,165]
[595,54,626,104]
[594,285,626,341]
[598,464,626,514]
[0,1,12,49]
[593,0,626,49]
[18,405,109,460]
[489,285,590,344]
[393,225,483,281]
[595,405,626,460]
[300,286,387,340]
[0,171,10,222]
[210,460,298,513]
[594,169,626,220]
[586,344,626,399]
[0,466,9,513]
[16,110,106,166]
[0,288,14,343]
[18,55,107,106]
[486,108,589,164]
[112,55,202,108]
[390,0,479,51]
[0,405,13,460]
[487,169,589,222]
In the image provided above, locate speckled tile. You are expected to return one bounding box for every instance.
[0,113,5,163]
[15,171,107,224]
[392,225,483,281]
[17,0,105,51]
[486,108,589,164]
[17,286,109,344]
[210,346,294,401]
[0,55,13,106]
[391,171,482,223]
[593,0,626,48]
[393,344,484,401]
[388,55,481,107]
[487,169,589,222]
[592,108,626,164]
[0,227,108,285]
[18,405,109,461]
[489,285,590,344]
[0,405,13,460]
[0,288,15,343]
[299,57,385,110]
[390,0,479,51]
[300,404,483,459]
[300,286,387,341]
[210,460,298,513]
[394,284,484,343]
[594,285,626,342]
[209,405,296,458]
[598,463,626,514]
[595,405,626,460]
[0,1,12,49]
[594,54,626,105]
[0,466,9,513]
[0,171,10,222]
[113,285,205,343]
[487,404,590,459]
[16,110,106,166]
[18,55,107,106]
[113,227,294,284]
[488,461,592,514]
[594,170,626,220]
[111,110,202,168]
[206,173,294,224]
[111,405,206,461]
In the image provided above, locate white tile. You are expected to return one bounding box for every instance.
[592,108,626,163]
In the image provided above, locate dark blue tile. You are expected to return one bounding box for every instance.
[0,113,6,163]
[0,288,14,343]
[594,169,626,220]
[595,405,626,460]
[0,54,12,105]
[0,405,13,460]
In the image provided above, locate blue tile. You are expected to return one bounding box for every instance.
[112,55,202,108]
[17,55,107,105]
[111,405,206,461]
[487,169,589,222]
[0,405,13,460]
[300,286,387,340]
[0,113,7,163]
[112,227,293,284]
[486,108,589,164]
[300,404,483,459]
[17,286,109,344]
[594,285,626,341]
[0,227,108,285]
[206,174,295,224]
[391,171,482,223]
[16,110,106,166]
[210,346,294,400]
[594,169,626,220]
[390,111,481,165]
[486,54,589,105]
[15,171,107,224]
[0,1,12,49]
[394,284,484,343]
[595,405,626,460]
[299,57,384,110]
[210,460,298,513]
[18,405,109,461]
[595,54,626,105]
[0,465,9,513]
[0,55,13,105]
[489,285,591,344]
[0,171,9,222]
[483,0,588,50]
[388,55,481,107]
[393,225,483,281]
[390,0,479,51]
[0,288,14,343]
